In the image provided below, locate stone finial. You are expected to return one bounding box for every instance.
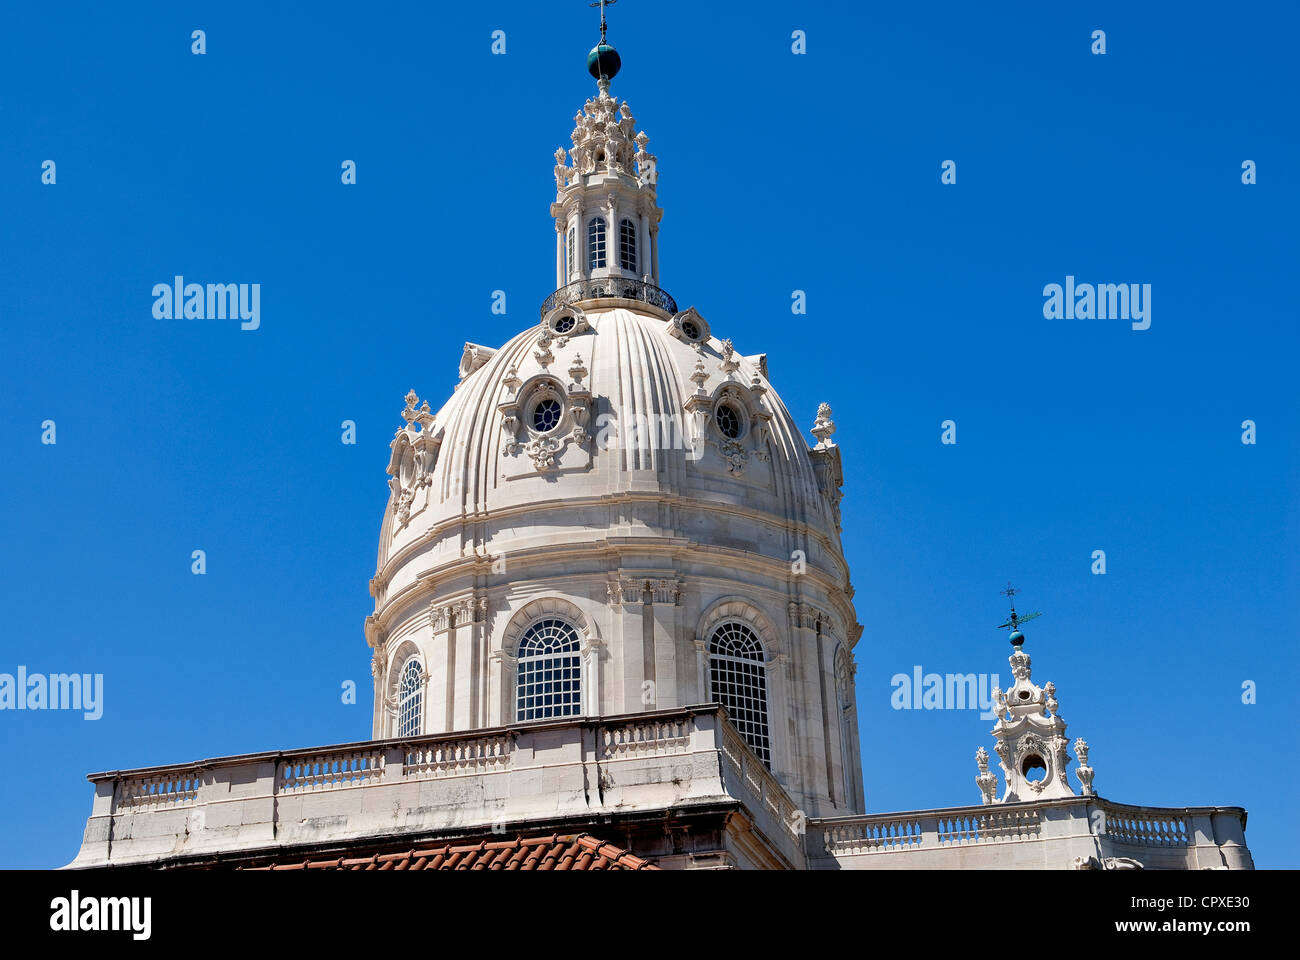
[690,354,709,396]
[401,389,420,424]
[975,746,999,805]
[720,339,739,378]
[811,402,836,447]
[568,355,587,387]
[1075,737,1095,796]
[554,147,569,191]
[535,328,555,368]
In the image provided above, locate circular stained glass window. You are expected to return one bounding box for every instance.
[715,403,742,439]
[532,396,562,433]
[681,319,701,341]
[554,314,576,334]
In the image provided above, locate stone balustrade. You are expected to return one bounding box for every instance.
[69,705,754,868]
[718,723,802,844]
[810,797,1250,870]
[118,771,202,809]
[68,705,1252,870]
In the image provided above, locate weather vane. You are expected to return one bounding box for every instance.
[997,582,1042,642]
[590,0,617,43]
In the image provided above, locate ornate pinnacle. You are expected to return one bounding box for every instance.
[719,338,739,378]
[401,389,420,424]
[690,354,709,395]
[811,402,836,446]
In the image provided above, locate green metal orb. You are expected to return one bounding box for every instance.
[587,43,621,80]
[1009,630,1025,646]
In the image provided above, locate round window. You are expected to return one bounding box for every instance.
[680,319,701,341]
[554,314,576,334]
[532,396,563,433]
[1021,754,1047,782]
[715,403,742,439]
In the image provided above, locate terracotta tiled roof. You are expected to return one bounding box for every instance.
[243,833,659,871]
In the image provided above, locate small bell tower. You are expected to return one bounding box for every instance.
[976,585,1096,804]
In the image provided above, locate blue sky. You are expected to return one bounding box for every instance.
[1,1,1295,868]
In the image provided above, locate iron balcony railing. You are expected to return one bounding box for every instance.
[540,277,678,318]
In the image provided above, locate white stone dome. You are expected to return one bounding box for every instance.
[378,304,842,570]
[365,69,863,818]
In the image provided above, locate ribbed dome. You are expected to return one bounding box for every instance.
[376,304,844,578]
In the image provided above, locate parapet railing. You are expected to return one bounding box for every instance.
[814,797,1240,864]
[92,705,772,816]
[540,277,678,318]
[1096,800,1189,846]
[718,722,801,840]
[118,771,203,808]
[403,734,510,779]
[280,748,386,792]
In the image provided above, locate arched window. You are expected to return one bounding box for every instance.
[397,658,423,738]
[587,218,607,271]
[516,618,582,721]
[709,621,771,767]
[619,218,638,272]
[566,227,576,279]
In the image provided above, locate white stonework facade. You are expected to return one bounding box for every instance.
[66,33,1251,872]
[364,72,863,821]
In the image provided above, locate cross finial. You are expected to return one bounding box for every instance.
[996,582,1042,638]
[590,0,617,43]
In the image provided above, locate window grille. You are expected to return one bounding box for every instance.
[588,218,607,270]
[398,658,423,738]
[709,621,771,767]
[532,396,562,432]
[716,403,742,439]
[619,218,638,272]
[516,618,582,721]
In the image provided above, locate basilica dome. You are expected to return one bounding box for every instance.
[365,48,863,818]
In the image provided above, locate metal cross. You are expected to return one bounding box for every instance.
[590,0,617,43]
[997,582,1042,632]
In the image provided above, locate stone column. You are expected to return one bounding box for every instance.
[638,210,651,281]
[649,579,681,707]
[554,217,564,289]
[606,193,619,276]
[608,576,650,715]
[786,602,833,814]
[578,202,589,281]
